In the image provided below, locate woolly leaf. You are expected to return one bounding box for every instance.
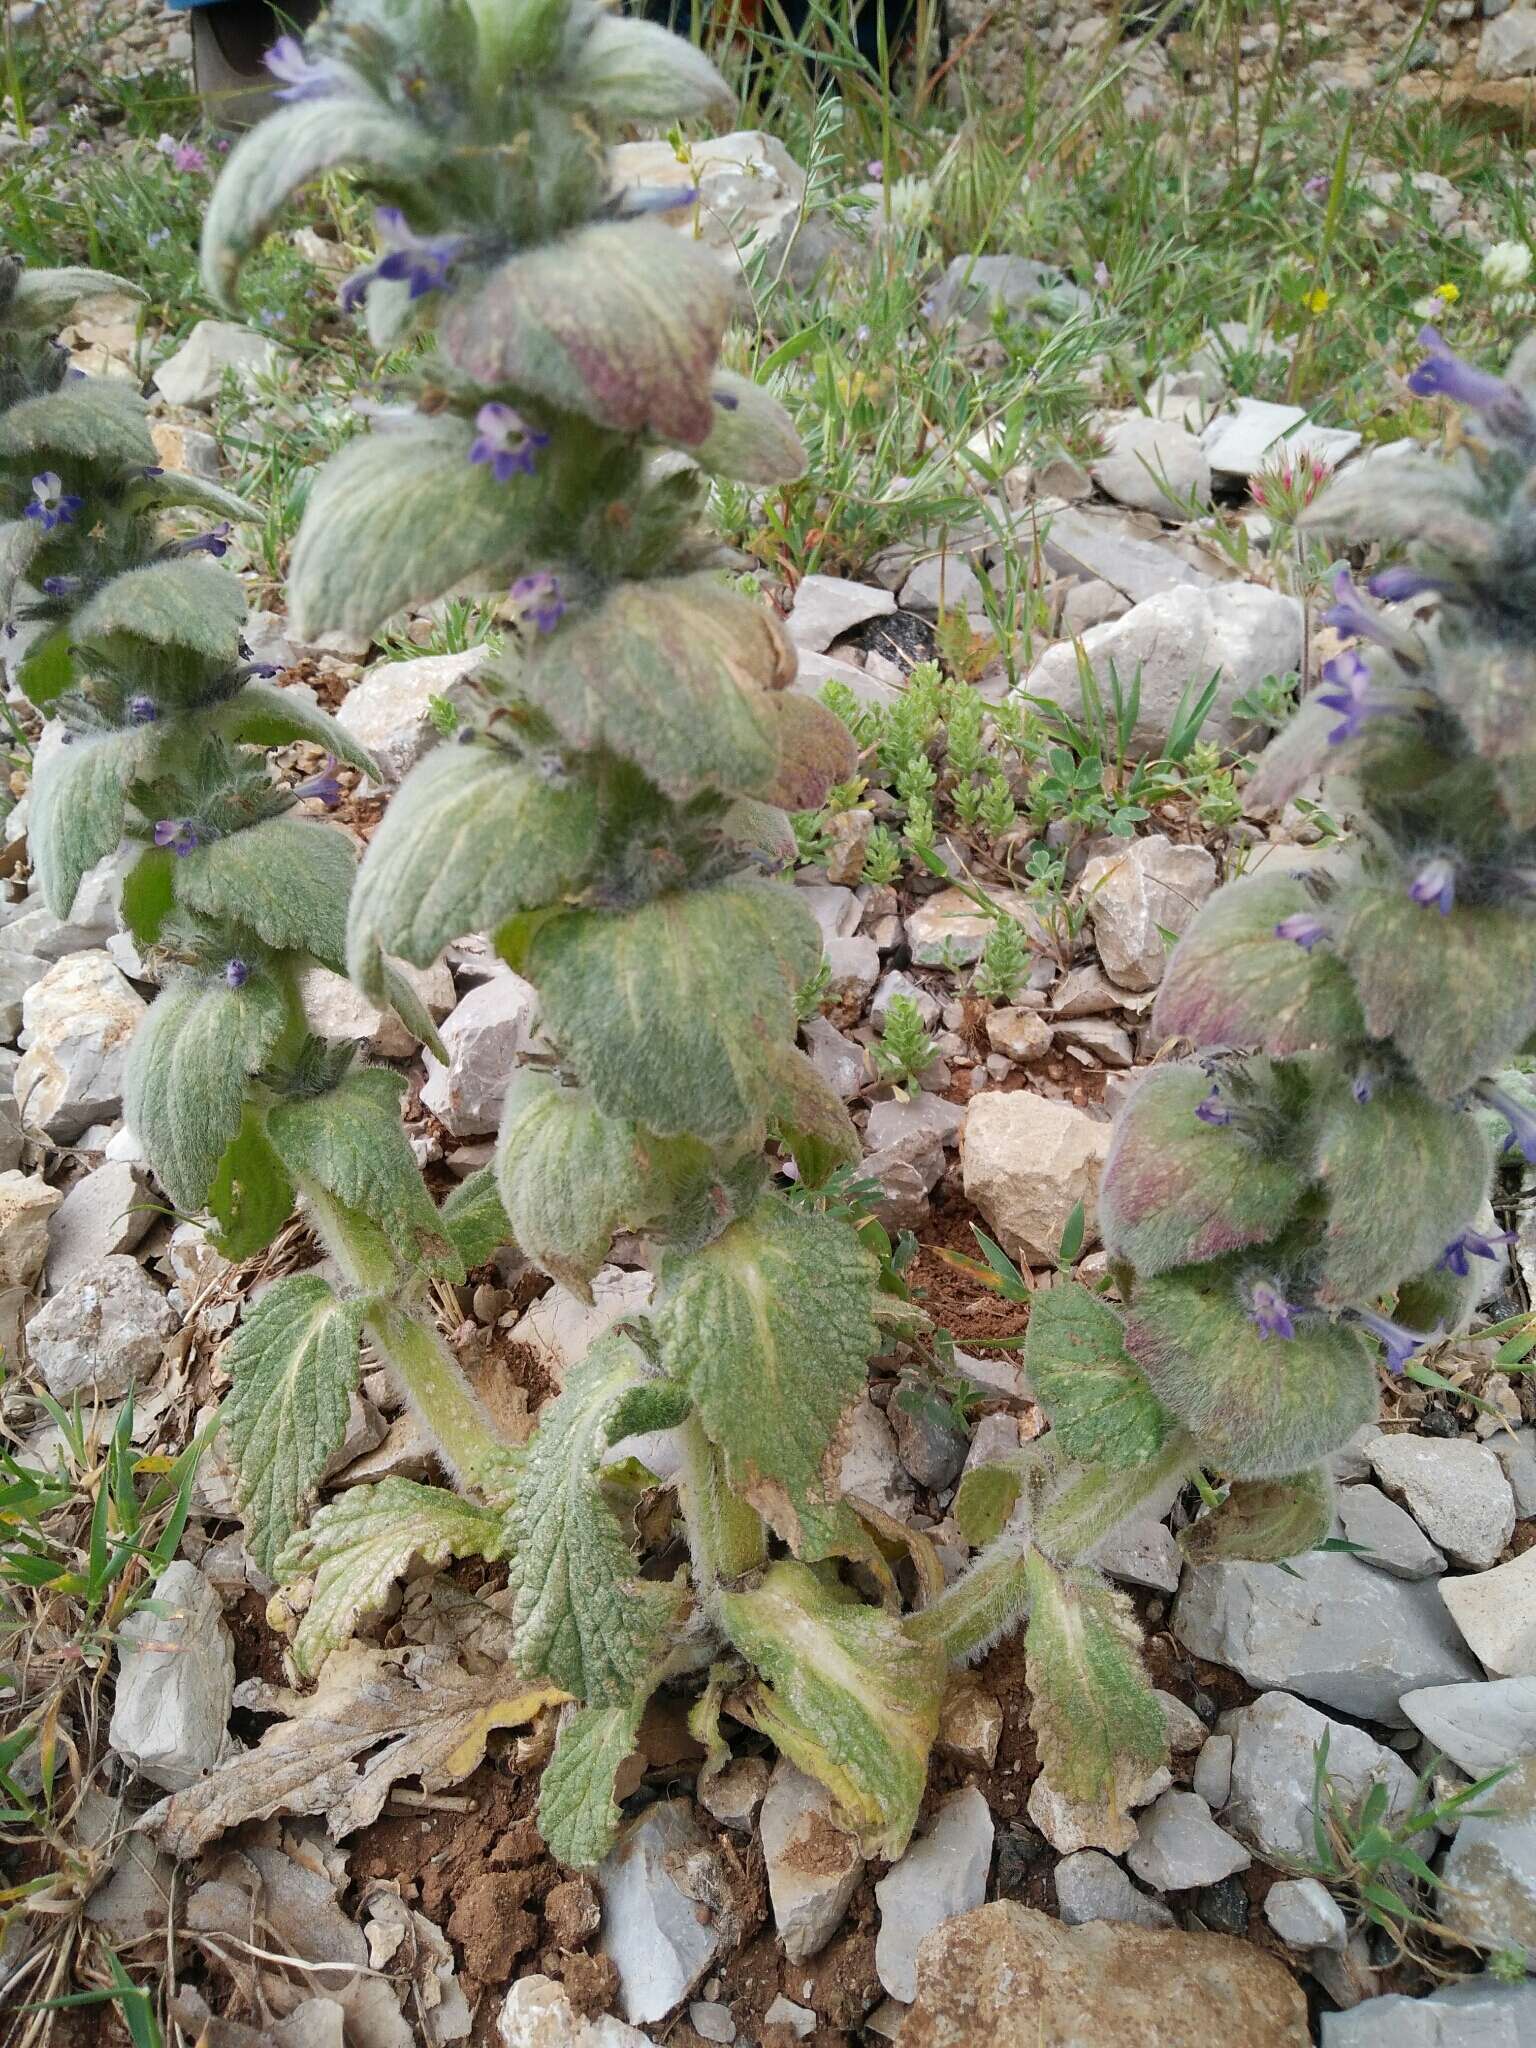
[222,1273,367,1577]
[718,1560,945,1859]
[1153,872,1364,1054]
[132,469,259,525]
[73,559,248,699]
[765,1040,860,1185]
[525,879,819,1143]
[1178,1468,1334,1567]
[506,1333,682,1704]
[653,1196,878,1549]
[347,740,596,999]
[439,1167,512,1269]
[1245,696,1357,813]
[1335,880,1536,1099]
[753,691,861,812]
[206,1103,295,1262]
[210,683,379,777]
[175,817,353,972]
[0,517,40,615]
[605,1380,694,1443]
[439,222,734,446]
[686,371,807,484]
[288,418,550,641]
[1436,638,1536,830]
[0,379,155,474]
[28,729,139,918]
[954,1460,1030,1548]
[278,1477,506,1676]
[517,575,794,803]
[1100,1062,1310,1277]
[267,1068,458,1273]
[9,266,144,332]
[1123,1266,1379,1479]
[200,97,443,304]
[537,1700,646,1871]
[563,9,734,120]
[1314,1081,1491,1305]
[1022,1552,1168,1806]
[1023,1284,1177,1468]
[120,847,176,948]
[126,973,287,1212]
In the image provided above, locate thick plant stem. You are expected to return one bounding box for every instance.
[677,1417,768,1597]
[303,1183,510,1494]
[1033,1431,1200,1563]
[905,1532,1033,1663]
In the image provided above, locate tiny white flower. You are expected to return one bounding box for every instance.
[887,175,934,233]
[1483,239,1533,290]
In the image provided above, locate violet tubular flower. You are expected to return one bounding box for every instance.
[1438,1225,1515,1277]
[24,472,83,532]
[1475,1079,1536,1163]
[153,819,200,857]
[1408,857,1456,916]
[173,521,233,559]
[296,754,343,809]
[264,33,339,102]
[1408,325,1516,413]
[1195,1087,1233,1127]
[1367,566,1447,604]
[1315,650,1400,746]
[340,208,466,313]
[127,696,159,726]
[1274,911,1328,951]
[225,957,250,990]
[1248,1280,1297,1341]
[1354,1306,1435,1377]
[468,404,549,484]
[1351,1073,1374,1106]
[510,572,566,635]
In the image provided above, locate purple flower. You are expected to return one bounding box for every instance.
[1476,1079,1536,1163]
[615,183,700,216]
[468,403,548,484]
[1322,567,1393,649]
[158,135,207,174]
[1351,1073,1373,1105]
[866,158,885,182]
[224,957,249,990]
[241,661,281,680]
[1354,1306,1434,1376]
[296,754,342,809]
[127,696,159,726]
[1438,1225,1515,1277]
[1195,1087,1233,1127]
[263,33,338,102]
[153,819,199,857]
[147,228,170,249]
[40,575,82,597]
[1315,650,1398,746]
[1274,911,1328,951]
[1408,857,1455,916]
[712,389,741,412]
[24,472,83,531]
[1248,1279,1297,1341]
[339,208,466,313]
[1368,565,1447,603]
[510,572,566,635]
[172,522,233,559]
[1408,325,1516,414]
[1303,171,1330,198]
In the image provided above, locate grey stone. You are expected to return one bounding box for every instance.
[0,1169,61,1287]
[760,1761,863,1962]
[762,1998,815,2040]
[1036,504,1214,606]
[906,884,1049,968]
[1173,1547,1480,1725]
[984,1006,1053,1063]
[1222,1692,1417,1865]
[508,1267,652,1391]
[872,970,940,1032]
[1125,1790,1249,1892]
[1198,397,1308,478]
[1441,1548,1536,1675]
[15,951,145,1141]
[801,1015,867,1099]
[334,650,482,785]
[1049,964,1122,1019]
[611,131,814,284]
[108,1561,233,1791]
[865,1091,965,1155]
[45,1160,153,1291]
[1337,1483,1448,1581]
[1366,1434,1515,1570]
[787,573,895,652]
[929,254,1091,336]
[688,2003,734,2044]
[891,1380,969,1490]
[1053,1849,1174,1930]
[698,1755,769,1832]
[796,882,861,941]
[1193,1734,1233,1810]
[0,937,48,1040]
[1078,833,1218,992]
[300,960,453,1058]
[823,933,880,1012]
[1480,7,1536,77]
[27,1254,176,1400]
[153,319,284,408]
[1440,1755,1536,1956]
[1093,1514,1182,1594]
[1321,1979,1536,2048]
[498,1976,649,2047]
[962,1092,1109,1267]
[595,1801,731,2024]
[875,1786,994,2001]
[1491,1430,1536,1518]
[420,969,545,1136]
[899,551,985,618]
[790,648,902,713]
[1052,1016,1135,1067]
[1061,577,1131,635]
[824,807,872,886]
[1092,414,1211,519]
[1400,1678,1536,1777]
[1263,1877,1347,1951]
[837,1397,915,1521]
[1023,582,1301,757]
[1027,1766,1172,1857]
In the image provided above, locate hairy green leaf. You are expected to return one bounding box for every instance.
[1314,1081,1491,1305]
[683,369,807,484]
[200,98,442,303]
[439,1166,512,1268]
[206,1103,295,1261]
[175,816,353,971]
[120,847,176,948]
[267,1068,458,1273]
[0,378,155,475]
[1153,872,1365,1054]
[15,627,71,709]
[278,1477,506,1676]
[505,1333,681,1704]
[440,222,734,445]
[1022,1551,1168,1806]
[517,575,794,803]
[10,266,143,332]
[1100,1062,1310,1278]
[72,559,247,696]
[210,683,379,777]
[1436,637,1536,831]
[28,729,139,918]
[347,740,596,1000]
[222,1272,367,1576]
[1336,880,1536,1099]
[765,1041,860,1185]
[1178,1468,1334,1566]
[126,973,287,1212]
[562,9,734,119]
[654,1196,877,1548]
[289,418,551,641]
[718,1559,944,1859]
[605,1380,693,1442]
[0,518,41,616]
[526,879,819,1142]
[954,1459,1031,1548]
[1123,1265,1379,1478]
[537,1700,646,1870]
[1023,1285,1177,1468]
[132,469,259,525]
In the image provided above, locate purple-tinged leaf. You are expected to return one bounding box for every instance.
[1153,872,1364,1054]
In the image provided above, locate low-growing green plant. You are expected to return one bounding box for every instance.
[871,991,938,1094]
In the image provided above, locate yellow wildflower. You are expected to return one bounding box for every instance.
[1303,288,1330,315]
[1433,282,1460,304]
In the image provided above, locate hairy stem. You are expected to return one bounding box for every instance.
[1033,1431,1200,1562]
[904,1532,1033,1664]
[676,1416,768,1597]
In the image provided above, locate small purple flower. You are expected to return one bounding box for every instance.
[264,32,338,102]
[1355,1306,1434,1376]
[468,403,549,484]
[1408,325,1516,414]
[1322,567,1392,649]
[24,472,83,531]
[866,158,885,182]
[1303,171,1330,199]
[40,575,82,597]
[153,819,199,857]
[1352,1073,1374,1105]
[1315,649,1398,746]
[127,696,159,726]
[224,957,249,990]
[159,136,207,174]
[146,228,170,250]
[1408,857,1456,916]
[1367,565,1447,603]
[615,183,700,216]
[1476,1079,1536,1163]
[712,389,741,412]
[296,753,342,809]
[1438,1225,1515,1277]
[173,522,233,559]
[510,572,566,635]
[1093,259,1111,289]
[1248,1279,1297,1341]
[241,662,281,680]
[1195,1087,1233,1127]
[1274,911,1328,950]
[339,208,466,313]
